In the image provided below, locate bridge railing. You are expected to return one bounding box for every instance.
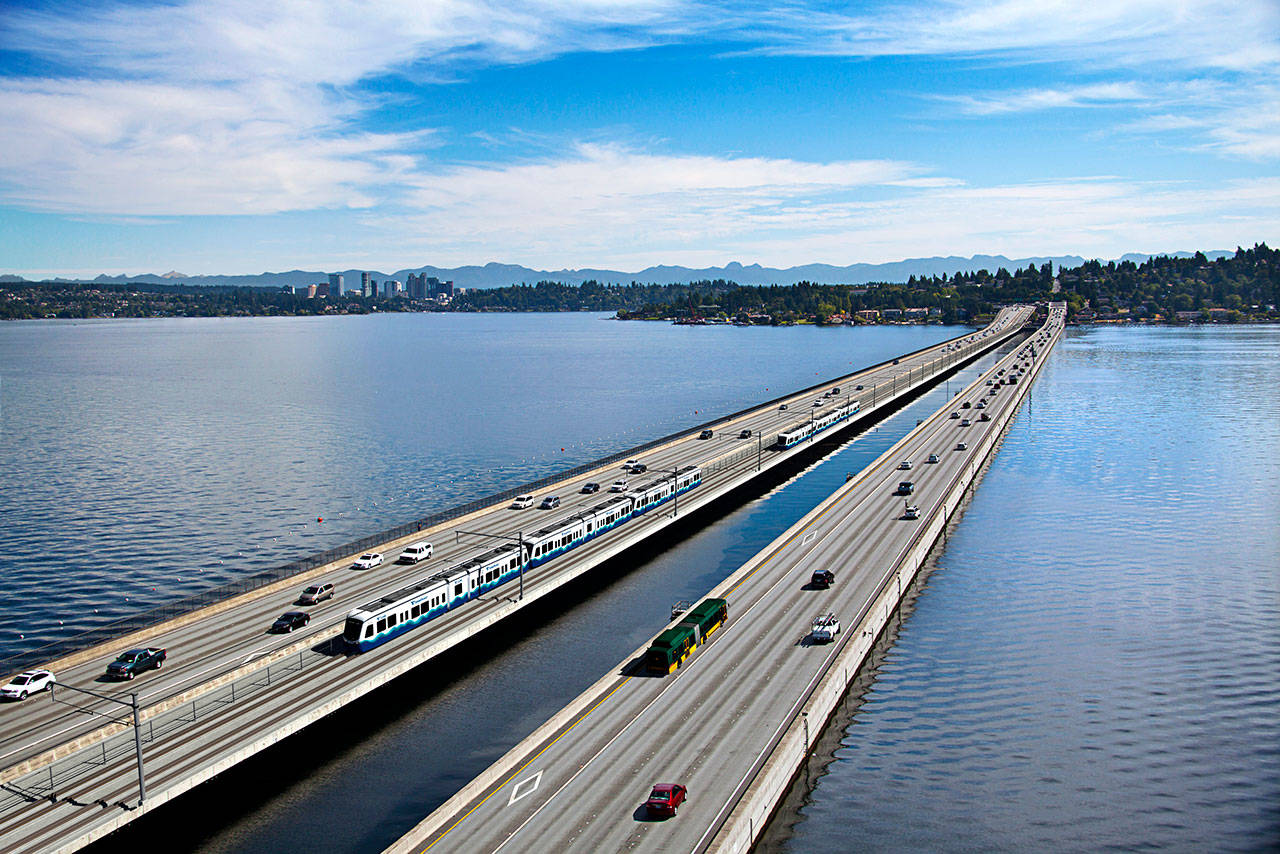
[0,319,1010,675]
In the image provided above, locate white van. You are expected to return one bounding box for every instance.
[397,542,434,564]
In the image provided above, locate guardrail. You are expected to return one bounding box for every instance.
[0,319,1012,675]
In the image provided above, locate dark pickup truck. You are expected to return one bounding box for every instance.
[105,647,166,680]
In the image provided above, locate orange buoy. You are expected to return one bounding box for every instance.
[317,517,323,523]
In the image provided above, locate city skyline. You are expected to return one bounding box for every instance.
[1,0,1278,278]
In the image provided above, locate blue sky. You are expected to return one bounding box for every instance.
[1,0,1277,277]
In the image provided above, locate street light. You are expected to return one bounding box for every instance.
[49,683,148,805]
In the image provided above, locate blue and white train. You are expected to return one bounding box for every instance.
[774,399,861,449]
[343,465,702,652]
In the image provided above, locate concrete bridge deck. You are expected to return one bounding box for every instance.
[384,303,1065,854]
[0,307,1034,854]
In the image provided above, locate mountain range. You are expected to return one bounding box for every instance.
[2,251,1234,289]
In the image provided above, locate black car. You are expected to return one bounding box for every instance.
[897,481,915,495]
[810,569,836,589]
[580,482,600,494]
[699,429,714,439]
[271,611,311,633]
[630,463,647,473]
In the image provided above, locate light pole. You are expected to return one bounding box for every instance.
[662,467,682,517]
[456,528,527,600]
[48,683,148,804]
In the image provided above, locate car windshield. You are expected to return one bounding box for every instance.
[117,652,140,662]
[303,586,320,594]
[11,675,30,685]
[649,790,671,801]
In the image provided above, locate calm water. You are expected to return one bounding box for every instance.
[765,325,1280,852]
[0,313,959,657]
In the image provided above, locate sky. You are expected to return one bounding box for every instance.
[0,0,1277,278]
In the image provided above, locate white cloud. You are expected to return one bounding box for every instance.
[0,0,681,216]
[745,0,1280,71]
[0,77,423,215]
[940,82,1147,115]
[359,148,1280,268]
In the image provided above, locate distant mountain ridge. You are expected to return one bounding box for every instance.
[12,251,1235,289]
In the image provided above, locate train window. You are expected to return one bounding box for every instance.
[364,625,373,639]
[454,584,463,597]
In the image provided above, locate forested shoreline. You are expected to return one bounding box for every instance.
[3,245,1275,323]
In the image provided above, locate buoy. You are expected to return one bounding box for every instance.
[317,517,323,523]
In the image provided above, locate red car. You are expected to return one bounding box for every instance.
[644,783,687,817]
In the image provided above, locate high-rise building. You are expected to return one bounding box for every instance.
[360,272,372,297]
[328,273,344,297]
[306,283,318,298]
[407,273,429,299]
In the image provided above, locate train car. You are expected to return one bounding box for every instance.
[644,624,697,675]
[774,400,860,449]
[526,516,589,568]
[343,572,458,652]
[345,465,705,653]
[453,545,522,596]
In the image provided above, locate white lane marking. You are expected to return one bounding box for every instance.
[802,531,816,545]
[508,770,543,805]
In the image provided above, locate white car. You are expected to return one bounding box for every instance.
[511,494,535,509]
[927,453,940,464]
[898,460,912,470]
[903,503,920,520]
[810,613,841,644]
[2,670,55,701]
[352,552,384,570]
[609,479,629,492]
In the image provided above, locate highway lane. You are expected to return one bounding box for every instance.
[389,305,1061,854]
[0,311,1035,852]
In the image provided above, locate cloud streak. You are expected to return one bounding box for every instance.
[365,148,1280,268]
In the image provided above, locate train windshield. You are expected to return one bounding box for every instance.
[343,617,364,643]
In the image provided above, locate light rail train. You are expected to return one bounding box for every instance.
[343,466,702,652]
[775,399,860,449]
